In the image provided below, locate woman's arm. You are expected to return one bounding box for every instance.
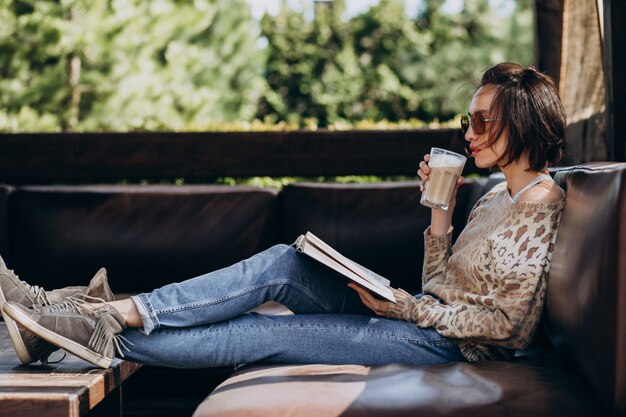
[421,187,492,286]
[388,208,561,350]
[417,154,464,286]
[387,280,545,350]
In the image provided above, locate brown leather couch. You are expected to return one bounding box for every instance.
[195,162,625,417]
[1,162,624,416]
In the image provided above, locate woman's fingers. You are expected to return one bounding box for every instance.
[347,283,389,316]
[417,155,431,188]
[348,283,372,303]
[349,284,371,304]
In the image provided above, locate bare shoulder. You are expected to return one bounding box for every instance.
[519,181,564,204]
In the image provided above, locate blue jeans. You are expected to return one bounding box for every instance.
[121,244,465,368]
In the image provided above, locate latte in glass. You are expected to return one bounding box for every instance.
[420,148,467,211]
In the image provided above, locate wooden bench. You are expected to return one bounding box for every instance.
[0,323,141,417]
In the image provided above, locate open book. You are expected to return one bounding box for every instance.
[293,232,396,303]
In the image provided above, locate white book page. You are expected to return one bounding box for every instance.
[298,237,396,303]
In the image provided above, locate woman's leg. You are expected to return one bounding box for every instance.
[130,244,373,334]
[121,313,466,368]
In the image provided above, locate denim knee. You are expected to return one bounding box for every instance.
[268,243,293,253]
[260,243,299,262]
[257,243,307,282]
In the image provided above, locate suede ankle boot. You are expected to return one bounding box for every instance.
[0,256,115,364]
[4,296,128,369]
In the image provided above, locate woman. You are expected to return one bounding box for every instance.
[0,62,566,369]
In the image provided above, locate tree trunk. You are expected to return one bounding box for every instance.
[64,7,81,132]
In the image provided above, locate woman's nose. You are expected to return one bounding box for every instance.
[464,124,477,142]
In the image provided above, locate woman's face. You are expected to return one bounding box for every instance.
[465,85,508,169]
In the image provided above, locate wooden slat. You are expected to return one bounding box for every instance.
[535,0,563,87]
[0,129,485,183]
[0,323,141,417]
[603,0,626,162]
[0,390,78,417]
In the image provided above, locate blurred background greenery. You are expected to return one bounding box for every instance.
[0,0,533,132]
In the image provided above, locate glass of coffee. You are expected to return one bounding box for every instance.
[420,147,467,211]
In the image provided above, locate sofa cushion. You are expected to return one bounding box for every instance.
[8,185,278,293]
[277,181,477,293]
[548,162,626,415]
[194,352,602,417]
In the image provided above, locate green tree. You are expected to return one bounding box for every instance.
[259,0,430,126]
[0,0,534,132]
[85,0,266,131]
[0,0,265,132]
[258,0,534,126]
[350,0,429,121]
[405,0,535,120]
[0,0,112,131]
[258,0,362,127]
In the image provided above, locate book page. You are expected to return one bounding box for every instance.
[294,233,396,303]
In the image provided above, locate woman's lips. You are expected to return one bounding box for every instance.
[469,145,481,156]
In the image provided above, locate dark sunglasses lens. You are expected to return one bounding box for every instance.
[471,113,485,134]
[460,115,469,133]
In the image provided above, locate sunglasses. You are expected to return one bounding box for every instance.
[460,113,498,135]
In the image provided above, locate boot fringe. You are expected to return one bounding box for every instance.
[88,318,132,358]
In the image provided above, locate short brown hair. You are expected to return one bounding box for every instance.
[479,62,566,171]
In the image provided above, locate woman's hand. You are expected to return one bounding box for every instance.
[348,283,391,316]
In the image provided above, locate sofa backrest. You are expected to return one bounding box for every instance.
[0,186,11,260]
[548,162,626,416]
[277,181,477,293]
[2,179,486,296]
[7,185,279,293]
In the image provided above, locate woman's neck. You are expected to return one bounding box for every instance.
[500,159,549,197]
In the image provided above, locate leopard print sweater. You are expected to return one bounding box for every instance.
[386,181,565,362]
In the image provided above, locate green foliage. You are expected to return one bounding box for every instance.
[192,175,419,189]
[259,0,534,126]
[0,0,265,131]
[84,0,265,131]
[1,0,85,131]
[258,0,430,126]
[0,0,534,132]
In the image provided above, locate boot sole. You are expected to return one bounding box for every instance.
[3,303,112,369]
[0,289,33,364]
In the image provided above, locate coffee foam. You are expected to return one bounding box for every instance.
[429,153,466,168]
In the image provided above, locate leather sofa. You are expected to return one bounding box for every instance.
[1,162,625,416]
[194,162,626,417]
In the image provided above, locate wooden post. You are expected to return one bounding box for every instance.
[604,0,626,162]
[534,0,563,87]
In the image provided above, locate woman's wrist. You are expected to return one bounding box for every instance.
[429,209,453,237]
[386,288,416,321]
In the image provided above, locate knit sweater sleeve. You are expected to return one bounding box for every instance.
[421,227,453,288]
[388,204,562,350]
[421,189,490,287]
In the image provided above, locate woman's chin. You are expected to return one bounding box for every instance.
[473,158,489,169]
[473,154,499,169]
